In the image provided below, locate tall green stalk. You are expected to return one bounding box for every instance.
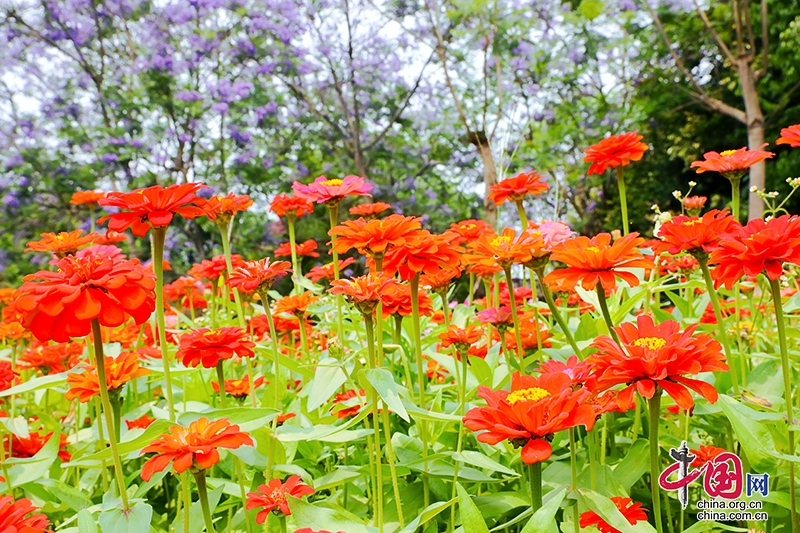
[90,319,129,511]
[328,205,345,339]
[616,167,629,236]
[193,469,216,533]
[569,429,580,533]
[364,313,385,531]
[529,462,542,511]
[286,214,302,294]
[515,200,528,227]
[768,278,798,533]
[534,269,582,357]
[730,177,741,223]
[648,392,664,533]
[503,266,525,371]
[410,273,431,507]
[152,227,176,421]
[595,282,621,344]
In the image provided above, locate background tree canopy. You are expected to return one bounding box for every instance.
[1,0,799,283]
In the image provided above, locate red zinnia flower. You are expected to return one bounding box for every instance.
[682,195,707,214]
[70,190,106,208]
[140,417,252,481]
[164,277,207,310]
[0,361,16,392]
[14,251,156,343]
[463,371,596,464]
[544,233,654,291]
[690,445,727,467]
[330,214,421,260]
[66,351,150,403]
[656,209,738,257]
[203,193,253,224]
[382,230,463,281]
[0,495,52,533]
[690,145,774,179]
[245,476,315,522]
[98,183,208,236]
[584,132,648,175]
[537,355,592,388]
[306,258,356,283]
[189,254,244,281]
[380,282,433,318]
[332,389,367,418]
[448,219,493,245]
[476,306,517,332]
[92,231,127,245]
[427,358,449,382]
[439,325,482,352]
[776,124,800,148]
[579,497,647,533]
[329,274,401,315]
[6,431,71,462]
[19,342,83,375]
[292,175,372,206]
[126,413,157,430]
[349,202,392,218]
[488,171,549,205]
[587,315,728,410]
[709,215,800,289]
[212,376,265,399]
[25,230,97,258]
[227,258,292,294]
[176,327,255,368]
[503,315,552,352]
[269,193,315,218]
[275,239,319,259]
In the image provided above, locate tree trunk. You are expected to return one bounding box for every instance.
[469,132,498,227]
[738,58,765,220]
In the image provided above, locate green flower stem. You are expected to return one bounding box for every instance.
[534,269,582,357]
[730,177,741,223]
[503,266,526,372]
[363,313,384,531]
[382,407,405,527]
[278,514,287,533]
[587,429,598,491]
[449,347,469,531]
[768,278,798,533]
[616,166,629,236]
[90,319,129,511]
[468,272,476,306]
[152,227,176,421]
[193,469,216,533]
[440,293,450,330]
[93,397,110,491]
[374,256,385,366]
[210,278,218,328]
[109,391,122,442]
[215,361,227,408]
[258,290,282,410]
[515,200,529,228]
[529,462,543,512]
[328,205,345,340]
[0,430,13,493]
[410,273,431,508]
[297,315,310,358]
[648,392,664,533]
[698,258,740,396]
[569,429,580,533]
[595,282,621,345]
[219,220,258,408]
[286,214,302,294]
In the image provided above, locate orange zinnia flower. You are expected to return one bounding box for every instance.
[212,376,265,399]
[245,476,315,522]
[275,239,319,259]
[19,342,83,375]
[0,496,52,533]
[329,274,401,315]
[463,371,596,464]
[380,282,433,318]
[203,193,253,224]
[544,233,654,291]
[439,325,482,352]
[420,269,460,296]
[274,292,320,318]
[70,190,106,208]
[164,277,207,310]
[349,202,392,218]
[690,445,727,467]
[587,315,727,410]
[709,215,800,289]
[292,175,372,206]
[382,230,463,281]
[426,358,449,382]
[329,214,421,260]
[0,361,16,392]
[189,254,244,281]
[269,193,315,218]
[6,431,71,462]
[584,132,648,175]
[140,417,253,481]
[776,124,800,148]
[14,251,156,343]
[25,230,97,258]
[469,228,540,269]
[448,219,493,245]
[656,209,738,258]
[92,231,127,245]
[98,183,208,236]
[503,316,552,353]
[306,258,356,283]
[682,195,707,215]
[690,144,774,179]
[579,497,648,533]
[176,327,255,368]
[66,351,150,403]
[227,258,292,294]
[126,413,157,430]
[488,171,549,205]
[331,389,367,418]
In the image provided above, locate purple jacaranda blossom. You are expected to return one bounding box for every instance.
[211,102,229,114]
[2,193,20,209]
[5,154,24,169]
[176,90,203,102]
[101,153,119,164]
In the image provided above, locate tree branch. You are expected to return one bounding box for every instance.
[691,0,737,67]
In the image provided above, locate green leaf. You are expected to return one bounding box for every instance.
[577,489,657,533]
[398,499,456,533]
[77,509,98,533]
[717,394,777,472]
[69,420,173,467]
[39,479,93,511]
[613,439,650,491]
[0,371,72,397]
[456,482,490,533]
[578,0,604,20]
[364,368,410,422]
[452,450,518,477]
[178,407,278,432]
[520,487,567,533]
[6,429,59,486]
[287,495,373,533]
[0,416,29,437]
[98,502,152,533]
[306,362,348,411]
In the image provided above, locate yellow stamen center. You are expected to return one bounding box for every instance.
[719,150,737,157]
[586,246,601,253]
[320,179,343,187]
[632,337,667,350]
[506,387,551,405]
[491,236,511,247]
[682,219,703,226]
